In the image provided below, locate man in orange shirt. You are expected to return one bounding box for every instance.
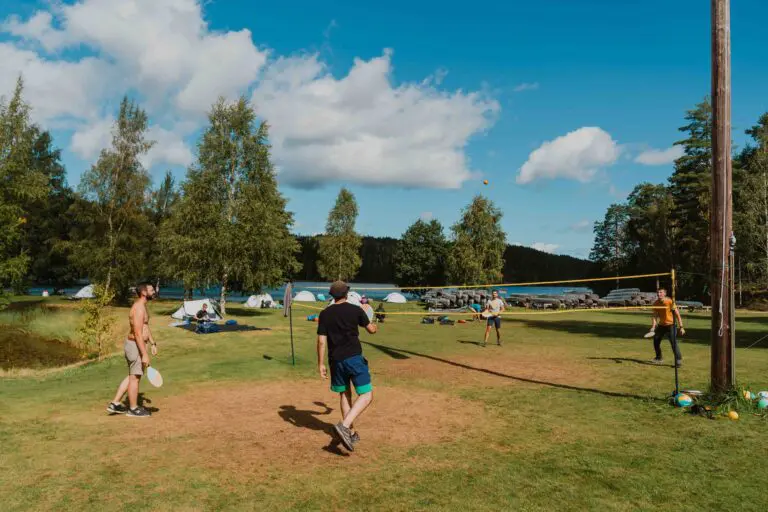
[649,288,685,367]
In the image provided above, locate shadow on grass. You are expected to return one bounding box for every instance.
[362,341,664,402]
[365,343,411,360]
[177,323,270,334]
[458,339,485,347]
[137,393,160,414]
[732,315,768,325]
[227,309,274,318]
[516,318,768,349]
[278,402,348,456]
[587,356,674,368]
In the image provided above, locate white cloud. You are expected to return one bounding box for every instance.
[70,117,114,160]
[634,146,684,165]
[2,0,497,188]
[420,212,433,221]
[532,242,559,254]
[570,220,592,232]
[0,43,116,125]
[142,126,195,168]
[2,12,68,52]
[516,127,620,184]
[513,82,539,92]
[252,51,499,189]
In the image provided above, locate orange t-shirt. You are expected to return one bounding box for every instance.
[653,298,674,326]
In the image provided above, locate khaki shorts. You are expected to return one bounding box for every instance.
[124,340,143,376]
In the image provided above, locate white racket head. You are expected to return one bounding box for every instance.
[481,311,492,319]
[361,304,374,322]
[146,366,163,388]
[643,331,655,339]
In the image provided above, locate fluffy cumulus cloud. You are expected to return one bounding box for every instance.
[252,51,499,188]
[516,127,620,185]
[634,146,684,165]
[1,0,497,187]
[532,242,559,254]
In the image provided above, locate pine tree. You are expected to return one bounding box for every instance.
[0,77,47,304]
[668,99,712,298]
[625,183,677,273]
[146,171,178,293]
[69,97,154,301]
[317,188,362,282]
[23,129,77,292]
[160,97,300,314]
[590,203,631,281]
[446,195,506,285]
[736,113,768,287]
[394,219,448,286]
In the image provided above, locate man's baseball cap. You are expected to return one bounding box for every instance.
[329,281,350,299]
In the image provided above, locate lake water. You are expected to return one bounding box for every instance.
[27,282,593,301]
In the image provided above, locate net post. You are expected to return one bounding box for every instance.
[289,300,295,366]
[671,269,676,304]
[672,314,680,396]
[671,269,679,396]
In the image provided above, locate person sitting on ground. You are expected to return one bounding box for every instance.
[375,302,386,323]
[196,303,213,323]
[469,303,482,320]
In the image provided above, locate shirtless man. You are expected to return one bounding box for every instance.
[106,282,157,418]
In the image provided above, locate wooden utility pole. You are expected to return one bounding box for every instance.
[710,0,734,392]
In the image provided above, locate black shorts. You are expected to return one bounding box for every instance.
[487,316,501,328]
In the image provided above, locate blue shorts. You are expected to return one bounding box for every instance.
[487,316,501,328]
[330,355,372,394]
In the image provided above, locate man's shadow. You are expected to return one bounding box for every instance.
[137,393,160,413]
[278,402,347,456]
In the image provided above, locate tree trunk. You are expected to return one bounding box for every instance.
[220,272,228,316]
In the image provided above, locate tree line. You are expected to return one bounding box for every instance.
[300,188,597,287]
[2,77,596,315]
[591,99,768,302]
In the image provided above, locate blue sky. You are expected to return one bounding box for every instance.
[2,0,767,259]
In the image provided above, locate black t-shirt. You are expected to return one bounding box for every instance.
[317,302,371,362]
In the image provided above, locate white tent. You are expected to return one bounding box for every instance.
[73,285,95,299]
[244,293,274,308]
[293,290,316,302]
[384,292,407,303]
[171,299,222,321]
[327,291,361,306]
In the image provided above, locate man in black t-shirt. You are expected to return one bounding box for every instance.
[317,280,377,452]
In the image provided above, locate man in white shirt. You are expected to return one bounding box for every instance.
[483,290,505,347]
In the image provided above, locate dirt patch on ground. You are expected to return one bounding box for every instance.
[113,381,483,476]
[376,350,601,391]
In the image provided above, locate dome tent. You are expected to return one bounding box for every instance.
[327,290,361,306]
[171,299,222,321]
[72,285,95,299]
[293,290,317,302]
[245,294,274,308]
[384,292,407,303]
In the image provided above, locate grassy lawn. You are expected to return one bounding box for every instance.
[2,300,768,511]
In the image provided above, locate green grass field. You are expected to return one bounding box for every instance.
[2,301,768,511]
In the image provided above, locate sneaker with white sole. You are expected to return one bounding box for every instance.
[126,406,151,418]
[106,402,128,415]
[333,422,355,451]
